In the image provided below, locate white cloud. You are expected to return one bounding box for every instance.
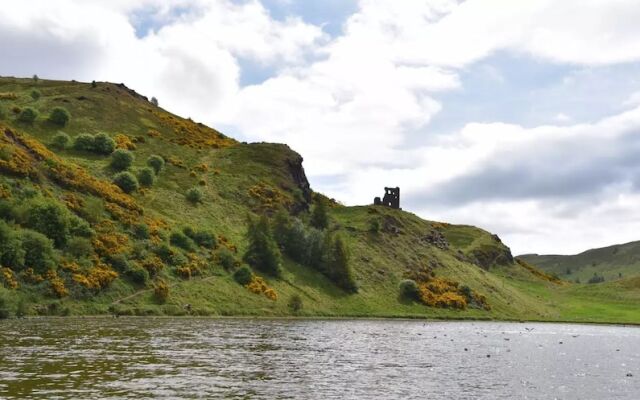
[3,0,640,255]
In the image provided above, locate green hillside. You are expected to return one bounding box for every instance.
[520,241,640,284]
[0,76,638,324]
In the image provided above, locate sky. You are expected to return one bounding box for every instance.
[2,0,640,255]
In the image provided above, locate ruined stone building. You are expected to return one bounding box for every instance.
[374,187,401,209]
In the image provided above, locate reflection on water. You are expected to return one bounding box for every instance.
[0,318,638,399]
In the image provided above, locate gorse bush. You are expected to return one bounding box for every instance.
[154,279,169,303]
[112,171,138,193]
[17,107,38,124]
[48,107,70,126]
[51,132,70,149]
[147,155,165,174]
[186,187,203,204]
[93,133,116,155]
[137,167,155,187]
[110,149,134,170]
[244,215,282,277]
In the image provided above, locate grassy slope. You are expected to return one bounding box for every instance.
[520,241,640,283]
[0,77,639,323]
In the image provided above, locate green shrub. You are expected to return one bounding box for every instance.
[169,252,188,266]
[93,133,116,155]
[17,107,38,124]
[107,254,130,273]
[113,171,139,193]
[0,295,10,319]
[147,155,165,174]
[185,187,203,204]
[16,299,28,318]
[111,149,134,170]
[243,215,282,277]
[48,107,70,126]
[137,167,155,187]
[69,216,93,238]
[25,199,71,247]
[233,265,252,285]
[324,234,357,293]
[19,229,56,273]
[217,248,236,270]
[0,221,25,269]
[128,266,149,285]
[65,237,93,258]
[288,294,303,312]
[73,133,95,151]
[51,132,70,149]
[154,243,174,263]
[399,279,420,301]
[311,199,329,230]
[368,219,380,233]
[169,231,195,251]
[0,103,6,120]
[132,223,150,239]
[189,229,216,249]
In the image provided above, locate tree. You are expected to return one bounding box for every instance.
[48,107,70,126]
[137,167,155,187]
[110,149,134,170]
[17,107,38,124]
[325,234,357,293]
[243,215,282,277]
[113,172,139,193]
[151,97,159,106]
[147,155,165,174]
[310,199,329,230]
[19,229,56,273]
[0,221,25,269]
[25,199,71,247]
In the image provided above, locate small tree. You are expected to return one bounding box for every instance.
[94,133,116,155]
[25,199,71,247]
[399,279,420,301]
[233,265,252,285]
[73,133,95,151]
[151,97,159,106]
[244,215,282,277]
[137,167,155,187]
[91,80,97,88]
[186,187,203,204]
[311,199,329,230]
[19,229,57,273]
[288,294,303,312]
[110,149,134,170]
[147,155,165,174]
[113,172,139,193]
[325,234,357,293]
[17,107,38,124]
[51,132,70,149]
[48,107,70,127]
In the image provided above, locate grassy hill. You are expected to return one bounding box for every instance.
[520,241,640,284]
[0,76,638,324]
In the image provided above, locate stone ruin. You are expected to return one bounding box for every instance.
[374,187,401,209]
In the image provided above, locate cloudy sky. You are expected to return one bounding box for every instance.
[3,0,640,255]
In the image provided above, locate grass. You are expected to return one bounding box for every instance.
[0,76,638,324]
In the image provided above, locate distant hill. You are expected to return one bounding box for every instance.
[519,241,640,283]
[0,76,638,324]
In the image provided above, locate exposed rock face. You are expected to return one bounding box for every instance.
[287,154,312,213]
[470,245,514,270]
[422,230,449,250]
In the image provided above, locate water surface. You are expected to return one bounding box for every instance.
[0,318,638,399]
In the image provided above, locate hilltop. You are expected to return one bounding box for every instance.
[520,240,640,284]
[0,76,638,324]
